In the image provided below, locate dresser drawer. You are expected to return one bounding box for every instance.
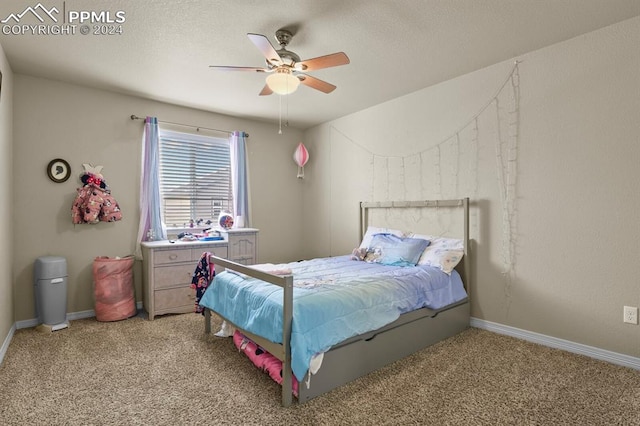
[154,286,195,311]
[192,246,228,261]
[154,249,192,265]
[154,264,194,289]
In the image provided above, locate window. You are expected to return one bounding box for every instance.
[158,129,232,229]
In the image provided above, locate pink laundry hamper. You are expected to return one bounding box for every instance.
[93,255,136,322]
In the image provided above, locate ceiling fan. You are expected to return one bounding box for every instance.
[209,29,350,96]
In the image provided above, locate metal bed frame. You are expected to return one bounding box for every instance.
[203,198,470,407]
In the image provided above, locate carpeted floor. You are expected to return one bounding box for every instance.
[0,313,638,425]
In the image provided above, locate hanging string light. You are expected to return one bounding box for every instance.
[328,61,521,296]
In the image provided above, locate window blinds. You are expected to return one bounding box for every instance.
[158,130,232,228]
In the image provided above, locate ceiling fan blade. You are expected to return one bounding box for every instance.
[258,85,273,96]
[297,52,350,71]
[298,74,337,94]
[209,65,268,72]
[247,33,282,65]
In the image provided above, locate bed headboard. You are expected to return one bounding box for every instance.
[359,198,470,296]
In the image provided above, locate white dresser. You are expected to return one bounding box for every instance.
[141,228,258,320]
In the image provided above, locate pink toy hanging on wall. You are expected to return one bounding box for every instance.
[293,142,309,179]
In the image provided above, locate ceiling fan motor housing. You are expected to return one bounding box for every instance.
[275,29,293,47]
[268,30,300,67]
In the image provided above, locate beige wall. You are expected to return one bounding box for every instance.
[12,75,304,321]
[302,17,640,358]
[0,43,14,345]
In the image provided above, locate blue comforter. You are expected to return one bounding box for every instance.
[198,255,467,381]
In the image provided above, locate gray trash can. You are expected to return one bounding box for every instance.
[34,256,68,327]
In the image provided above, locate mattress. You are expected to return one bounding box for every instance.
[198,255,467,381]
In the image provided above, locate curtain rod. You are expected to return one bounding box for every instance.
[130,115,248,137]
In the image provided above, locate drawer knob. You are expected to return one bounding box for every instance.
[169,254,178,260]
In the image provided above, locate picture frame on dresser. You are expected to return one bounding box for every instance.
[140,228,258,320]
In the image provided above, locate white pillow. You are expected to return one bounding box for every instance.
[359,226,405,249]
[411,234,464,274]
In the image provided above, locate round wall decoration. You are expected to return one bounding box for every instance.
[47,158,71,183]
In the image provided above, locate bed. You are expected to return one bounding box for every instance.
[199,198,471,406]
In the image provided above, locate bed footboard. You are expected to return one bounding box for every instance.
[202,257,295,407]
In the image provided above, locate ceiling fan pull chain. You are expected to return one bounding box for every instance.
[278,95,283,134]
[286,94,290,128]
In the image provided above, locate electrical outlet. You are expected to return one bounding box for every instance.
[623,306,638,325]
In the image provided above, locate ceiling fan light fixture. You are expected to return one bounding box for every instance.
[266,68,300,95]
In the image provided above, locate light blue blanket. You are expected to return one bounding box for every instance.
[198,255,467,381]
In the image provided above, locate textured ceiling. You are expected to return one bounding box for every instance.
[1,0,639,129]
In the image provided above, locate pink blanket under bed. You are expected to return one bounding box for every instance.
[233,331,299,396]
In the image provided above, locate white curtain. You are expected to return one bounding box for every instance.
[230,131,250,228]
[135,117,166,258]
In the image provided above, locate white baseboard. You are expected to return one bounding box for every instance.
[15,309,94,329]
[0,322,16,367]
[1,302,144,366]
[15,301,144,330]
[471,317,640,370]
